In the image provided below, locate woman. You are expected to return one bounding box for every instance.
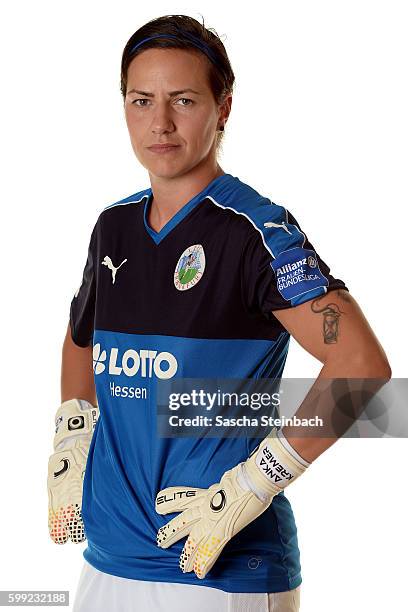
[47,14,391,612]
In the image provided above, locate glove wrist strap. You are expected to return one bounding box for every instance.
[53,398,99,451]
[237,462,271,504]
[244,428,310,498]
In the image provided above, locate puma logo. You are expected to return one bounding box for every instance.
[263,221,292,235]
[101,256,127,284]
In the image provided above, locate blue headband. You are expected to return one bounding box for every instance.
[128,32,219,67]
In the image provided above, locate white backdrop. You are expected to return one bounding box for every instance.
[1,1,406,611]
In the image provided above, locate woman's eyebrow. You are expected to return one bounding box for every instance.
[126,88,202,96]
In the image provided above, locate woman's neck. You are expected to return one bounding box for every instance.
[147,164,225,232]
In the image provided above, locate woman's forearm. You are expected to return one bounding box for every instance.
[61,321,96,405]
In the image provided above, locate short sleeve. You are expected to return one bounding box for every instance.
[241,208,348,318]
[69,221,98,347]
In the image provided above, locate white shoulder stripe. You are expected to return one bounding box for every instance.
[206,195,277,259]
[102,193,149,212]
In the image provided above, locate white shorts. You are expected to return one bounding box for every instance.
[72,560,301,612]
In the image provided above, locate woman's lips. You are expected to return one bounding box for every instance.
[148,144,180,153]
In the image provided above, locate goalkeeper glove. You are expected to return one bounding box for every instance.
[155,428,310,579]
[47,398,99,544]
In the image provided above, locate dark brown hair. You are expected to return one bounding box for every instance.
[120,14,235,151]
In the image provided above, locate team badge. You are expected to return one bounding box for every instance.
[174,244,205,291]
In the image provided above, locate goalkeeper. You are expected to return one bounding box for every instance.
[47,13,392,612]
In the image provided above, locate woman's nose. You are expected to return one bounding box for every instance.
[151,104,175,134]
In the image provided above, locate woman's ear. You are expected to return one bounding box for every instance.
[219,93,233,127]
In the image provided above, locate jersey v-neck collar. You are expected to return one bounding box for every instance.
[143,173,235,245]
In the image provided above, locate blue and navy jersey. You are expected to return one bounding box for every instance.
[70,173,348,593]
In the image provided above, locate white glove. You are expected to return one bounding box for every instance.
[47,398,99,544]
[155,428,310,579]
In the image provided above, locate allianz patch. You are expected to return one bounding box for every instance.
[270,247,328,301]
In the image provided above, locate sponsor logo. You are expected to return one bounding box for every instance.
[55,415,63,434]
[276,258,307,276]
[210,489,227,512]
[90,409,98,430]
[93,344,107,375]
[248,557,262,570]
[271,247,328,301]
[54,458,70,479]
[263,221,292,235]
[68,416,85,431]
[174,244,205,291]
[156,490,197,506]
[92,342,178,380]
[101,255,128,284]
[276,255,317,275]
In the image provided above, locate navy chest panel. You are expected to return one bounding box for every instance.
[93,198,284,341]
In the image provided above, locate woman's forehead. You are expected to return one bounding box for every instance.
[127,47,210,82]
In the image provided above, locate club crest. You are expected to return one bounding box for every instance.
[174,244,205,291]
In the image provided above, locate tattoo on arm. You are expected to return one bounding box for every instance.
[311,297,346,344]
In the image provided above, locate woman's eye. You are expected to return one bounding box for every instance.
[176,98,193,106]
[131,99,150,106]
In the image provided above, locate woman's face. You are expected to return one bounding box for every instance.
[124,47,226,179]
